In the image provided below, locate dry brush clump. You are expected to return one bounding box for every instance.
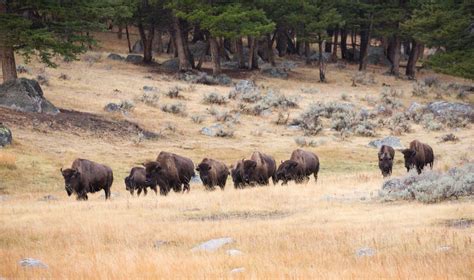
[138,91,160,107]
[294,136,319,147]
[208,108,240,124]
[379,162,474,203]
[412,81,429,97]
[166,86,184,99]
[161,102,187,116]
[202,92,228,105]
[388,112,411,135]
[351,71,376,86]
[190,114,206,124]
[380,86,403,109]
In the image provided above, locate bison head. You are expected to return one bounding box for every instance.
[378,153,393,177]
[60,168,80,196]
[196,163,212,185]
[143,161,162,186]
[401,149,417,172]
[276,160,299,183]
[242,160,258,184]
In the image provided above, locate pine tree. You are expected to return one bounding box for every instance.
[0,0,109,83]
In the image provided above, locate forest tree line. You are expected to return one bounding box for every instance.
[0,0,473,83]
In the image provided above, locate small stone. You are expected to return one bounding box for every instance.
[143,86,158,92]
[39,195,58,201]
[436,246,451,252]
[191,237,234,252]
[19,258,48,268]
[104,103,120,112]
[125,54,143,64]
[368,136,404,149]
[230,267,245,274]
[153,240,169,249]
[355,247,376,257]
[226,249,243,256]
[107,53,125,61]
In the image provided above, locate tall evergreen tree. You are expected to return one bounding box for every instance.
[0,0,108,83]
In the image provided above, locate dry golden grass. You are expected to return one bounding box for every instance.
[0,32,473,279]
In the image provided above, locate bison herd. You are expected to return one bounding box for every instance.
[60,140,434,200]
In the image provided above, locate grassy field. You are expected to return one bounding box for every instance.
[0,31,473,279]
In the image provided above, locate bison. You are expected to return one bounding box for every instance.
[401,140,434,174]
[378,145,395,177]
[276,149,320,185]
[60,158,113,200]
[144,151,195,196]
[125,167,157,196]
[242,152,276,186]
[230,159,245,189]
[276,160,305,185]
[196,158,229,190]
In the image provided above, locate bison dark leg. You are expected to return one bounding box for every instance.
[137,188,142,197]
[143,188,148,196]
[152,186,158,195]
[105,188,111,200]
[130,188,135,196]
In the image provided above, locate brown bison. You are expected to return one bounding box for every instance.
[276,160,305,185]
[61,158,113,200]
[401,140,434,174]
[242,152,276,186]
[276,149,320,184]
[144,151,195,196]
[378,145,395,177]
[196,158,229,190]
[230,159,245,189]
[125,167,157,196]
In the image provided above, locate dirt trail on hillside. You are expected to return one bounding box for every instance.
[0,107,158,139]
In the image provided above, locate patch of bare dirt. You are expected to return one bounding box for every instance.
[0,107,158,140]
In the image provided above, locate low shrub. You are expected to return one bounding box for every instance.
[138,92,160,107]
[161,102,187,116]
[202,92,228,105]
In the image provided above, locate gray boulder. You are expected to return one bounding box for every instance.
[161,58,180,72]
[280,60,298,71]
[230,267,245,274]
[426,101,474,122]
[0,78,59,115]
[19,258,48,268]
[125,54,143,64]
[234,80,257,94]
[191,237,234,252]
[131,40,144,53]
[180,72,232,86]
[0,124,12,147]
[368,136,404,149]
[221,61,240,70]
[104,103,120,112]
[107,53,125,61]
[261,67,288,79]
[226,249,244,256]
[201,124,233,138]
[355,247,376,257]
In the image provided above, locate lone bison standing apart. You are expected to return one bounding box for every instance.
[144,151,195,196]
[378,145,395,177]
[401,140,434,174]
[125,167,157,196]
[61,159,113,200]
[230,159,245,189]
[242,152,276,186]
[276,149,320,184]
[196,158,229,190]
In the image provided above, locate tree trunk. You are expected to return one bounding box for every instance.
[248,36,258,70]
[172,16,191,71]
[125,25,132,53]
[117,25,123,39]
[340,28,348,59]
[154,29,163,53]
[318,39,326,82]
[266,33,275,66]
[387,35,401,76]
[304,41,311,65]
[276,26,287,57]
[359,14,373,71]
[196,41,209,70]
[235,37,246,69]
[325,29,333,53]
[286,32,297,54]
[332,28,339,61]
[138,22,154,64]
[209,36,221,76]
[402,41,410,57]
[0,0,17,83]
[0,46,17,83]
[297,37,305,56]
[406,39,419,79]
